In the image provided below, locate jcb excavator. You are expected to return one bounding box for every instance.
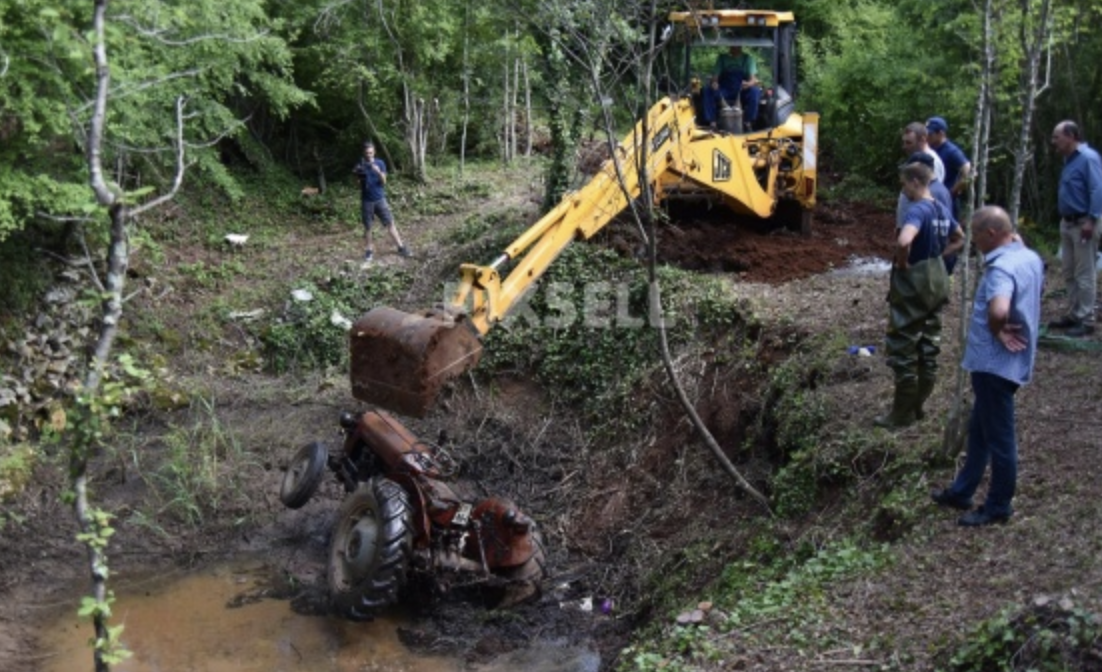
[352,9,818,417]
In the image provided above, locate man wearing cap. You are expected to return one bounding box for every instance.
[926,117,972,220]
[1049,120,1102,337]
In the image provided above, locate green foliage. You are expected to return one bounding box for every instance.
[177,259,247,290]
[73,508,133,666]
[0,233,55,319]
[260,267,414,373]
[0,444,36,520]
[818,173,895,207]
[478,243,723,431]
[799,0,978,183]
[621,541,889,671]
[722,542,886,627]
[446,207,529,246]
[939,602,1102,672]
[68,355,153,468]
[0,0,309,242]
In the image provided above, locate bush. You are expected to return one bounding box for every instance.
[261,267,413,373]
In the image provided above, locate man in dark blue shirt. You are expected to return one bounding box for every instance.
[897,152,957,274]
[876,162,965,428]
[1049,120,1102,337]
[926,117,972,220]
[354,141,411,265]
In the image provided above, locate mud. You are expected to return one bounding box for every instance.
[607,199,895,283]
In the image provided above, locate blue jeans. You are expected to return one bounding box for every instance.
[948,371,1020,517]
[717,85,762,122]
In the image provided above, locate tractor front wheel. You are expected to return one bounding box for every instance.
[328,477,413,620]
[279,442,328,509]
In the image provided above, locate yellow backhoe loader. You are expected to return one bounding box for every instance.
[351,9,818,417]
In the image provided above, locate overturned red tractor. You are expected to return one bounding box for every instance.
[279,409,546,619]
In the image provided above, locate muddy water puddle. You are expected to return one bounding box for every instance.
[39,560,598,672]
[829,256,891,277]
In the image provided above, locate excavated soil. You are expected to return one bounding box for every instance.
[4,187,1100,671]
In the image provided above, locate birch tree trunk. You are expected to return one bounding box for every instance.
[1008,0,1053,226]
[376,0,426,182]
[944,0,997,458]
[502,54,512,163]
[460,0,470,175]
[511,55,520,161]
[78,3,189,668]
[523,57,532,156]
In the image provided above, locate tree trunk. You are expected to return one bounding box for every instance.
[511,55,520,161]
[1008,0,1053,226]
[460,0,470,176]
[523,57,532,156]
[502,53,512,164]
[944,0,996,458]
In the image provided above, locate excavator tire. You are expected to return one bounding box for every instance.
[328,477,413,620]
[279,442,328,509]
[771,199,813,236]
[495,528,547,608]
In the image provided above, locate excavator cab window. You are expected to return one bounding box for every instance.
[662,19,799,132]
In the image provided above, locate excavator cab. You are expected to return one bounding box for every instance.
[661,11,800,133]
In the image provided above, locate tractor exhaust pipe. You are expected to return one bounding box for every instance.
[350,306,483,417]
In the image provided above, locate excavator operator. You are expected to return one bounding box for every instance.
[712,45,762,130]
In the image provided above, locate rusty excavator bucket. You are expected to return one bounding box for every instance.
[350,307,483,418]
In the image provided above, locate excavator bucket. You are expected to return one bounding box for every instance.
[350,307,483,418]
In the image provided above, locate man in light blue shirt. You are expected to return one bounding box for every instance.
[931,206,1043,526]
[1049,120,1102,337]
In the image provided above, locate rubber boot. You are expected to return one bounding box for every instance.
[874,380,919,429]
[914,374,936,421]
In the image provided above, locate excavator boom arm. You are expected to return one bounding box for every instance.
[453,98,694,335]
[350,96,817,417]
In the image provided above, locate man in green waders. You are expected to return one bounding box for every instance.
[876,162,965,428]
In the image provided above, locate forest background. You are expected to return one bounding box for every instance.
[3,0,1100,289]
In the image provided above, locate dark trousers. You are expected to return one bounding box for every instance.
[948,371,1020,517]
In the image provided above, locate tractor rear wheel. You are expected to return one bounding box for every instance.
[328,477,413,620]
[279,442,328,509]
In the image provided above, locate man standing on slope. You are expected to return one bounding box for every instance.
[932,206,1043,526]
[354,141,411,266]
[1048,120,1102,338]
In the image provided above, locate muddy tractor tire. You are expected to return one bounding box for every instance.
[279,442,328,509]
[496,528,548,608]
[328,477,413,620]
